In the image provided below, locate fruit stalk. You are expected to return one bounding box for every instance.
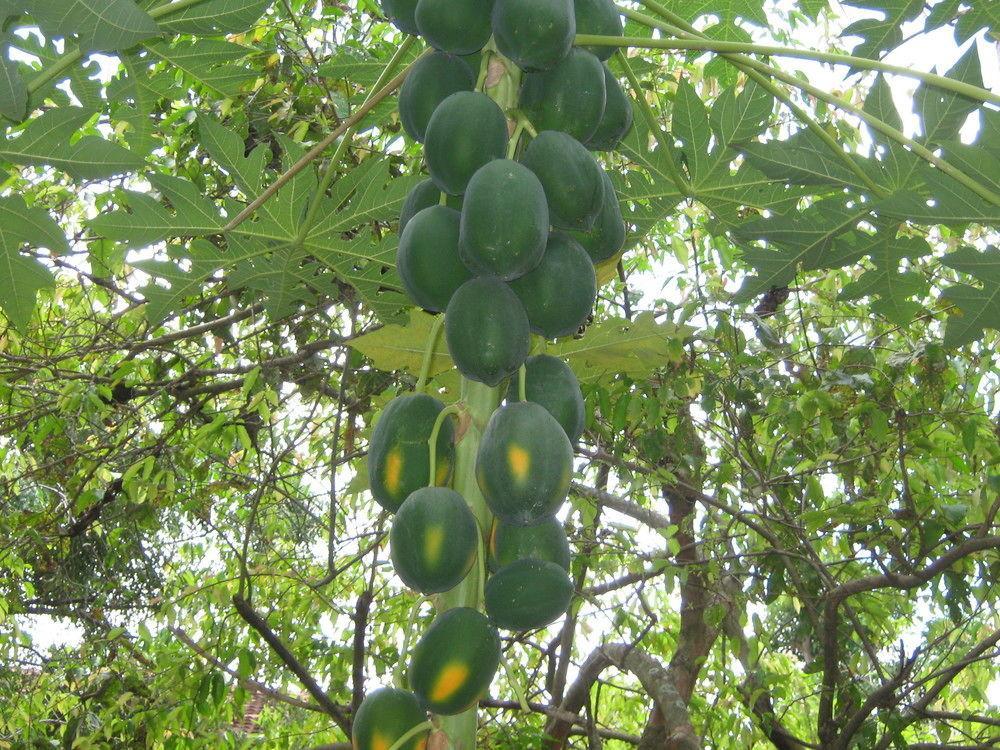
[436,377,500,748]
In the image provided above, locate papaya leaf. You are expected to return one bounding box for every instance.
[839,0,923,59]
[710,80,773,146]
[915,46,983,146]
[0,46,26,121]
[144,39,256,99]
[132,240,227,325]
[348,309,455,382]
[838,236,931,326]
[940,246,1000,348]
[26,0,159,53]
[0,197,65,330]
[153,0,271,35]
[0,107,145,180]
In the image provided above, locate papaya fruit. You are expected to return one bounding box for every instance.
[352,687,428,750]
[409,607,501,715]
[390,487,478,594]
[485,558,574,630]
[509,233,597,339]
[459,159,548,279]
[424,91,508,195]
[573,0,623,61]
[585,64,633,151]
[476,401,573,525]
[415,0,493,55]
[489,515,571,572]
[445,277,530,386]
[399,52,476,142]
[520,130,603,230]
[380,0,420,35]
[492,0,575,71]
[505,354,585,443]
[565,169,625,263]
[399,179,462,231]
[368,394,455,512]
[397,205,472,312]
[519,48,606,142]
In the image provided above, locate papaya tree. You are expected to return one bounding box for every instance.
[0,0,998,749]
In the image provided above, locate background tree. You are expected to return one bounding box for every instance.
[0,0,998,748]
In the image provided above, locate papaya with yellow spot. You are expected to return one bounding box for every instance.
[390,487,479,594]
[409,607,500,715]
[368,394,456,513]
[476,402,573,526]
[351,687,428,750]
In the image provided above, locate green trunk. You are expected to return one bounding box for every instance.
[436,378,501,748]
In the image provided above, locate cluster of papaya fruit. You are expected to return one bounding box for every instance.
[353,0,630,746]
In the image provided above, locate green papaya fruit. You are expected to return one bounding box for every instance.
[368,394,455,512]
[399,179,462,231]
[492,0,575,71]
[585,64,633,151]
[390,486,478,594]
[424,91,508,195]
[519,48,606,142]
[380,0,420,35]
[485,558,574,630]
[409,607,501,715]
[445,277,530,386]
[399,52,476,142]
[509,233,597,339]
[565,169,625,263]
[476,401,573,525]
[397,205,473,312]
[352,687,428,750]
[520,130,603,230]
[506,354,585,443]
[574,0,623,60]
[459,159,548,279]
[489,515,571,572]
[415,0,494,55]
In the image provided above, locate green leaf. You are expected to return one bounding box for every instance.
[733,198,870,300]
[155,0,271,35]
[915,46,984,146]
[0,52,26,122]
[0,197,64,330]
[88,174,225,248]
[840,0,923,59]
[318,45,419,88]
[132,240,226,325]
[144,39,256,98]
[349,309,454,381]
[742,129,871,190]
[0,107,145,180]
[673,0,768,27]
[27,0,159,52]
[229,240,340,320]
[108,55,178,153]
[550,312,694,383]
[940,246,1000,347]
[838,235,931,325]
[878,161,1000,226]
[198,115,269,198]
[710,80,773,145]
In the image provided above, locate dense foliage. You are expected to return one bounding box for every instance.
[0,0,997,748]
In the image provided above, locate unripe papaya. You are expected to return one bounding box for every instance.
[415,0,493,55]
[424,91,508,195]
[399,52,476,142]
[566,169,625,263]
[520,48,606,142]
[352,687,428,750]
[397,205,472,312]
[506,354,585,443]
[476,401,573,525]
[380,0,420,35]
[399,179,462,231]
[509,233,597,339]
[492,0,575,71]
[585,65,633,151]
[489,515,571,572]
[368,394,455,512]
[390,487,478,594]
[574,0,623,61]
[485,558,574,630]
[409,607,501,715]
[520,130,603,230]
[459,159,548,279]
[445,277,530,386]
